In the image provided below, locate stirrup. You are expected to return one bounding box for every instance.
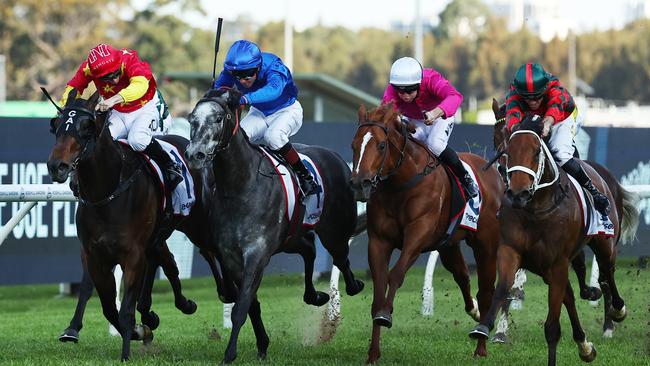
[462,176,478,198]
[300,176,319,196]
[165,166,183,190]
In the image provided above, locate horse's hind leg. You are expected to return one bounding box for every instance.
[248,297,270,360]
[572,248,602,301]
[59,263,94,343]
[593,237,626,336]
[199,249,237,303]
[563,282,597,362]
[317,231,364,296]
[154,242,197,314]
[136,260,161,330]
[438,242,478,321]
[297,234,330,306]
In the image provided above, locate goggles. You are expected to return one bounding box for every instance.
[231,68,258,81]
[393,84,419,94]
[99,69,121,81]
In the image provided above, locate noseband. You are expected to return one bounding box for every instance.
[356,121,408,187]
[506,130,559,195]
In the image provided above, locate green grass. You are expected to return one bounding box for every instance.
[0,259,648,365]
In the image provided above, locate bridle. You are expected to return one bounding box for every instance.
[356,121,408,187]
[53,106,106,171]
[506,129,559,196]
[194,92,240,160]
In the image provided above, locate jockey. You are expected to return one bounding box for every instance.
[382,57,478,198]
[505,63,610,216]
[61,43,182,191]
[213,40,318,196]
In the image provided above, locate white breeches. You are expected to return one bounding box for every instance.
[550,109,583,166]
[410,116,455,156]
[240,101,303,150]
[108,92,166,151]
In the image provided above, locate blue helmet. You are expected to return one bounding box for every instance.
[224,40,262,71]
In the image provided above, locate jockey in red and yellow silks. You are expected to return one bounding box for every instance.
[60,43,182,191]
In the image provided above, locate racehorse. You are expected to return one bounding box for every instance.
[184,87,365,364]
[469,115,638,366]
[47,90,229,360]
[489,99,639,337]
[349,103,505,363]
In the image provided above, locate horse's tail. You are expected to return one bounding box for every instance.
[353,212,367,236]
[619,187,640,245]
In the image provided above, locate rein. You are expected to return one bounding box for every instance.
[506,130,559,194]
[195,94,240,159]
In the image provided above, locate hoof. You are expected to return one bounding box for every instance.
[579,344,597,363]
[134,324,154,345]
[373,311,392,328]
[580,287,602,301]
[58,328,80,343]
[304,291,330,307]
[466,298,480,322]
[346,279,365,296]
[602,328,613,338]
[180,299,198,315]
[142,311,160,331]
[608,305,626,322]
[257,351,267,361]
[469,324,490,339]
[491,332,508,344]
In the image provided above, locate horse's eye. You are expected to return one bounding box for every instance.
[378,142,386,150]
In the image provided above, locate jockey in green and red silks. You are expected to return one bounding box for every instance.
[504,63,610,216]
[382,57,478,199]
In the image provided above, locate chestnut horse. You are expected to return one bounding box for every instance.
[350,104,504,362]
[470,115,638,366]
[489,99,639,337]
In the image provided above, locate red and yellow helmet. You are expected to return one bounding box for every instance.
[87,44,121,77]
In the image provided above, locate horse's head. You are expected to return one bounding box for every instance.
[185,87,241,169]
[46,89,102,183]
[504,115,559,208]
[492,98,508,151]
[349,103,407,202]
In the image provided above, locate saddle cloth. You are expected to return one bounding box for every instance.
[258,147,325,228]
[567,175,615,237]
[458,161,482,231]
[119,138,196,216]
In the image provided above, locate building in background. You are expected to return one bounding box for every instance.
[489,0,571,41]
[626,0,650,23]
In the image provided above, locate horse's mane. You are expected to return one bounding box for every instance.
[368,103,401,128]
[516,115,544,136]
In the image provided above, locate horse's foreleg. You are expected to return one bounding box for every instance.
[59,260,94,343]
[118,260,148,361]
[469,244,520,342]
[544,264,569,366]
[223,253,268,364]
[438,242,476,319]
[471,244,497,356]
[248,297,269,360]
[563,282,597,362]
[86,259,122,337]
[367,237,392,364]
[297,236,330,306]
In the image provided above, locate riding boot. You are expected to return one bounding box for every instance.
[143,139,183,191]
[277,142,319,196]
[562,158,611,216]
[438,146,478,198]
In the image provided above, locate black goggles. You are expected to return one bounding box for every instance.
[521,94,544,101]
[231,68,258,81]
[393,84,419,94]
[99,69,121,81]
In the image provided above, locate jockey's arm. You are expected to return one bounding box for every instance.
[245,72,286,104]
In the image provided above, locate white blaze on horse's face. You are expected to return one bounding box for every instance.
[190,102,224,153]
[355,131,373,174]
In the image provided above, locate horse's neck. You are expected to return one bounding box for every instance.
[77,133,124,201]
[529,157,563,212]
[385,132,430,186]
[211,130,261,188]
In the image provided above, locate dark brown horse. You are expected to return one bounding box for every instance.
[46,90,228,360]
[489,99,639,337]
[470,115,638,366]
[349,104,504,362]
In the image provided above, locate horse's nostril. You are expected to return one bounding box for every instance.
[195,152,206,160]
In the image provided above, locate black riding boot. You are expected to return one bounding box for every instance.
[562,158,610,216]
[277,143,319,196]
[438,146,478,198]
[143,139,183,190]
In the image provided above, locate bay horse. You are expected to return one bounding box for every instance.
[469,115,638,366]
[184,87,365,364]
[489,99,639,337]
[47,90,229,360]
[349,103,504,363]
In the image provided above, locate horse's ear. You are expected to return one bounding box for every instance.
[88,90,100,106]
[358,105,367,123]
[491,98,500,117]
[65,88,78,107]
[226,89,241,111]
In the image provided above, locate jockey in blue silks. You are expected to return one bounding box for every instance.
[213,40,318,196]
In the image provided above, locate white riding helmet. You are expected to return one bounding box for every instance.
[389,57,423,86]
